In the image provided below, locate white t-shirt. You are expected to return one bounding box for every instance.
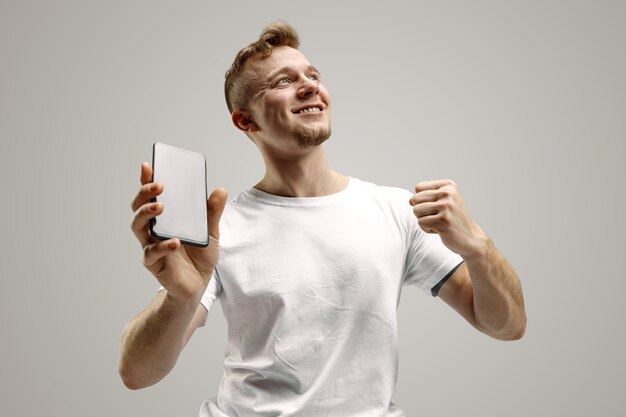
[198,178,462,417]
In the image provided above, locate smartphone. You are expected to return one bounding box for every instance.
[149,142,209,247]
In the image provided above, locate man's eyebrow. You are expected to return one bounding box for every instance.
[266,65,320,81]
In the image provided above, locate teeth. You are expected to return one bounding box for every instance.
[299,107,321,113]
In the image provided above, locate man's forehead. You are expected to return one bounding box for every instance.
[246,46,312,80]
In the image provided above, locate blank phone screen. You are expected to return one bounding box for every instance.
[150,143,209,246]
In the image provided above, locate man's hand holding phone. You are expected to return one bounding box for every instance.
[130,162,227,303]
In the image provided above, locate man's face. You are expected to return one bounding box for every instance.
[243,46,331,150]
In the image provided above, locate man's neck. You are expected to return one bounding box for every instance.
[254,146,348,198]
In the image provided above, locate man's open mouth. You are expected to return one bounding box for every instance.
[293,106,323,114]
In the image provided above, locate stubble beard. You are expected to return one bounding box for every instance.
[295,124,332,149]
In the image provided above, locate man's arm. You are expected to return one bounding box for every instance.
[437,243,526,340]
[410,179,526,340]
[119,291,208,389]
[119,162,226,389]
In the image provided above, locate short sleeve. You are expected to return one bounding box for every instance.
[403,216,463,295]
[198,269,222,326]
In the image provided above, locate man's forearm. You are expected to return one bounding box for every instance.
[119,289,200,389]
[464,237,526,340]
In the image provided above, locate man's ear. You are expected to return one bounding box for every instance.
[232,110,258,132]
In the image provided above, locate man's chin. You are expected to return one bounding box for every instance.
[296,126,332,149]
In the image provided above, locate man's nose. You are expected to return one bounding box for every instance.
[297,77,319,98]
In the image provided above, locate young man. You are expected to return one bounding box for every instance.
[120,23,526,416]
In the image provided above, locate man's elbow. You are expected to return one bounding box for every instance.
[491,316,526,341]
[509,315,527,340]
[120,367,141,390]
[119,363,155,390]
[498,326,525,341]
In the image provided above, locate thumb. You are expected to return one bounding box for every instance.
[207,188,228,240]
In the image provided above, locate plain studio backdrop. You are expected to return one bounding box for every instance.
[1,1,624,416]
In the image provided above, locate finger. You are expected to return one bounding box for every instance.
[417,214,441,234]
[131,201,163,246]
[142,238,180,270]
[207,188,228,241]
[414,179,456,193]
[130,182,163,212]
[412,201,441,218]
[409,189,446,206]
[140,162,153,185]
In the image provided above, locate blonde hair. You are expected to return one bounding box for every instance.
[224,22,300,113]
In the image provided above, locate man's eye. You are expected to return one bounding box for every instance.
[307,74,320,81]
[275,78,290,86]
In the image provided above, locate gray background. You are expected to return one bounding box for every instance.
[1,0,624,416]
